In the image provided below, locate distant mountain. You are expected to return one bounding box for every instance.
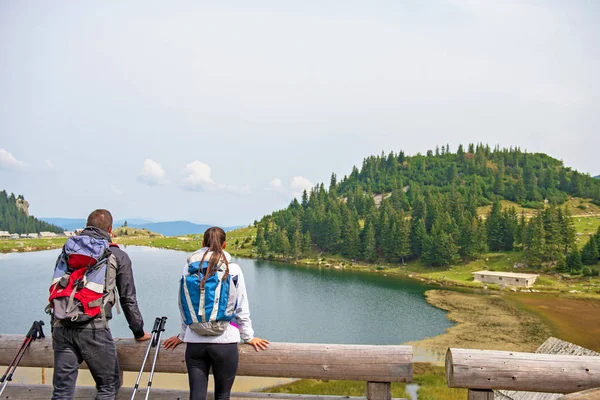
[40,217,243,236]
[595,175,600,179]
[39,218,86,231]
[122,221,244,236]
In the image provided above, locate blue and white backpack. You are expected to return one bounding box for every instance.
[179,250,239,336]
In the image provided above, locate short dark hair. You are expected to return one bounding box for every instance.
[86,209,113,232]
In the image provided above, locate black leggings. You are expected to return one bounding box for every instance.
[185,342,239,400]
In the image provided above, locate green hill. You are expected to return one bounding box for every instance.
[0,191,63,234]
[255,144,600,273]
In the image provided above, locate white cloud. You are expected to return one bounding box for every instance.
[45,160,55,169]
[182,160,250,194]
[110,185,123,195]
[138,159,169,185]
[269,178,283,189]
[0,149,25,170]
[266,177,286,193]
[291,176,313,197]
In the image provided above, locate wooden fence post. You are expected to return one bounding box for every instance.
[468,389,494,400]
[366,381,391,400]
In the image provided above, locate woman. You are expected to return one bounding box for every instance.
[163,227,269,400]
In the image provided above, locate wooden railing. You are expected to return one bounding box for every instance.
[445,348,600,399]
[0,334,413,400]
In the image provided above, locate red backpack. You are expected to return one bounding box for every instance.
[47,235,119,326]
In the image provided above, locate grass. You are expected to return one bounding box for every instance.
[263,379,409,398]
[261,363,466,400]
[476,197,600,218]
[0,237,65,253]
[413,363,467,400]
[116,226,257,257]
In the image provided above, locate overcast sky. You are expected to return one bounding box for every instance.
[1,0,598,226]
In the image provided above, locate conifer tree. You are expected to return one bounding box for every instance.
[581,236,599,265]
[302,231,313,254]
[566,248,583,273]
[361,221,377,262]
[255,226,269,258]
[524,213,545,268]
[486,201,504,251]
[411,218,427,257]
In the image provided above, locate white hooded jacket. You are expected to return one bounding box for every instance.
[178,247,255,344]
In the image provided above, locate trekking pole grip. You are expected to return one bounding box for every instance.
[158,317,167,332]
[152,317,161,333]
[35,321,45,339]
[25,321,38,339]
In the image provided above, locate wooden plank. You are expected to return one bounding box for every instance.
[0,384,409,400]
[468,389,494,400]
[0,335,413,382]
[445,348,600,393]
[561,388,600,399]
[366,382,391,400]
[498,337,600,400]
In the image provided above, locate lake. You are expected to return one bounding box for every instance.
[0,246,452,345]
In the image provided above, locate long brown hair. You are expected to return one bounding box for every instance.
[199,227,229,288]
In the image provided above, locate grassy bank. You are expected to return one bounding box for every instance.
[263,363,466,400]
[0,237,65,253]
[408,290,552,357]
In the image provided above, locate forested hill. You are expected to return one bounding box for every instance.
[255,144,600,272]
[0,191,63,234]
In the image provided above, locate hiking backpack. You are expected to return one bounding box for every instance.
[47,235,119,326]
[179,251,239,336]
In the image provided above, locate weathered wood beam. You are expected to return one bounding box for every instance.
[467,389,493,400]
[0,384,409,400]
[0,335,412,382]
[446,348,600,394]
[366,381,391,400]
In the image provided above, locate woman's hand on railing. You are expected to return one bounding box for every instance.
[163,335,183,350]
[247,337,269,351]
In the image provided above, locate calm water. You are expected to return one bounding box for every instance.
[0,247,452,345]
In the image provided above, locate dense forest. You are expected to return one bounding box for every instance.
[255,144,600,273]
[0,190,63,234]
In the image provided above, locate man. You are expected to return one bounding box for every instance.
[51,209,151,400]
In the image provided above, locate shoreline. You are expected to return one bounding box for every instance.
[2,236,599,298]
[4,238,600,353]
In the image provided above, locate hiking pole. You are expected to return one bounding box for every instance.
[0,322,36,382]
[144,316,167,400]
[0,320,45,397]
[130,317,161,400]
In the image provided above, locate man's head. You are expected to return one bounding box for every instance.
[86,209,113,233]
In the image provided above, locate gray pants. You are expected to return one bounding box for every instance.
[52,326,121,400]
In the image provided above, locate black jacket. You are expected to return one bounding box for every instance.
[81,227,145,339]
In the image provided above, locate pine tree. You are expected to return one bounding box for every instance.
[361,222,377,262]
[458,215,477,261]
[411,218,427,257]
[566,248,583,273]
[581,236,599,265]
[341,210,361,259]
[291,228,303,261]
[123,220,128,227]
[280,229,291,258]
[256,226,269,257]
[486,201,504,251]
[524,213,545,268]
[302,231,313,254]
